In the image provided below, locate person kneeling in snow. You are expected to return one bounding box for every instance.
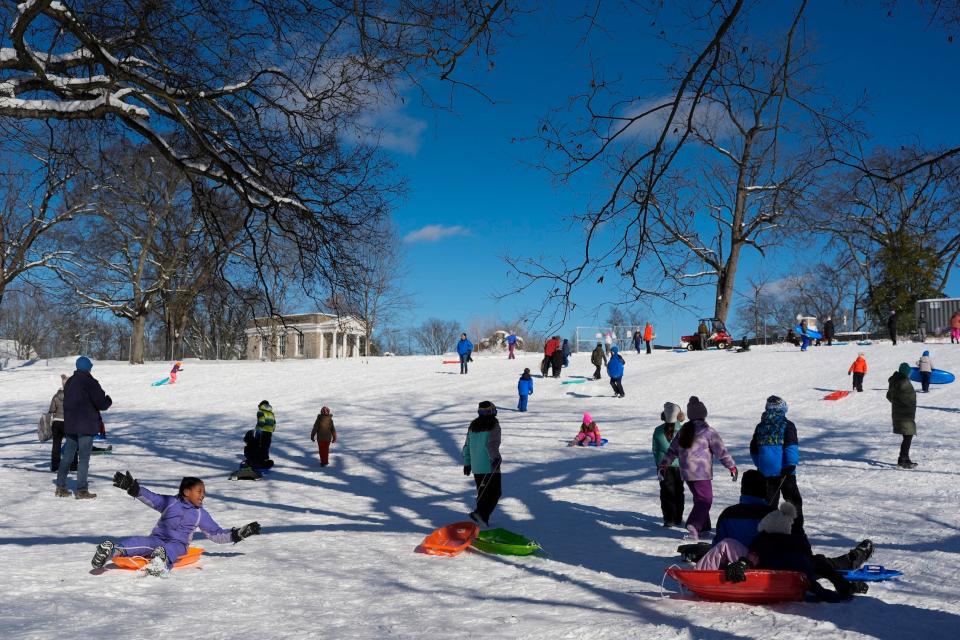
[91,472,260,575]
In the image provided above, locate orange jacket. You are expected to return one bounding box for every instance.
[848,357,867,374]
[644,324,654,341]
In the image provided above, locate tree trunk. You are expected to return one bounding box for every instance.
[130,315,146,364]
[713,244,743,324]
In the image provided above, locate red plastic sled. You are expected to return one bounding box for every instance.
[442,360,461,364]
[666,567,809,603]
[417,521,479,557]
[112,546,204,570]
[823,390,850,401]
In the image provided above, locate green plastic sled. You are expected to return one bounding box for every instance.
[471,528,542,556]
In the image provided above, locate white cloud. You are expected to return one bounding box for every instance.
[617,93,735,142]
[358,102,427,155]
[403,224,470,243]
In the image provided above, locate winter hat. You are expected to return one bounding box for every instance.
[583,411,594,425]
[611,345,619,353]
[258,400,271,410]
[662,402,683,424]
[765,395,788,414]
[922,350,930,357]
[758,502,797,535]
[320,406,331,415]
[858,352,865,357]
[686,396,708,421]
[523,368,530,374]
[478,400,497,416]
[898,362,911,377]
[740,469,767,499]
[75,356,93,372]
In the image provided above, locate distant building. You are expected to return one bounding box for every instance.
[915,298,960,336]
[244,313,368,360]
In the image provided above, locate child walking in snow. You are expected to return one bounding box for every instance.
[169,361,183,384]
[310,406,337,466]
[570,412,602,446]
[848,352,867,392]
[917,350,934,393]
[462,401,502,527]
[92,472,260,575]
[658,396,737,540]
[652,402,685,527]
[517,368,533,412]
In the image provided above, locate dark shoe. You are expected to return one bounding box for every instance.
[74,490,97,499]
[897,460,918,469]
[54,486,71,497]
[849,580,869,595]
[145,547,169,576]
[468,511,489,528]
[91,540,115,568]
[854,539,875,565]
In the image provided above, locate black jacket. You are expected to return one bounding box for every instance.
[63,371,112,435]
[822,320,834,339]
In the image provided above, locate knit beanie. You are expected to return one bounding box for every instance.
[75,356,93,372]
[478,400,497,416]
[922,350,930,357]
[898,362,911,377]
[740,469,767,499]
[611,345,619,353]
[583,411,593,425]
[686,396,708,421]
[758,502,797,535]
[662,402,683,424]
[765,395,788,414]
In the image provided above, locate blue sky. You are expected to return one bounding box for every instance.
[378,3,960,342]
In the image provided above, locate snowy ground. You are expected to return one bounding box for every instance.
[1,342,959,639]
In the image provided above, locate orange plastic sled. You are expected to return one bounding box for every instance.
[417,521,479,557]
[666,567,809,603]
[441,360,461,364]
[112,546,204,570]
[823,390,851,401]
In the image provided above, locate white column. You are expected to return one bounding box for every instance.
[319,332,325,359]
[342,332,348,358]
[332,330,338,358]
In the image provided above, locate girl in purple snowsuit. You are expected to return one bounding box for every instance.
[91,473,260,573]
[658,396,737,540]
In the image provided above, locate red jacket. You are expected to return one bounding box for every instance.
[644,324,654,341]
[544,338,560,356]
[848,357,867,374]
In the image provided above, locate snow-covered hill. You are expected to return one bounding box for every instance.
[1,343,958,638]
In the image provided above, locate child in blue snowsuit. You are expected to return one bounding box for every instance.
[91,472,260,574]
[517,368,534,412]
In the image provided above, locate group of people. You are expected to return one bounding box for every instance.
[540,336,572,377]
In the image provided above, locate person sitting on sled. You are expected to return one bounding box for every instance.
[91,472,261,575]
[570,412,602,446]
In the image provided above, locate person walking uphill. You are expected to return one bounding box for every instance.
[659,397,737,540]
[551,337,565,378]
[517,368,533,412]
[591,342,607,380]
[848,352,867,392]
[457,333,473,374]
[822,316,835,346]
[750,396,803,528]
[55,357,112,499]
[310,406,337,467]
[887,363,918,468]
[643,322,654,354]
[542,335,560,376]
[462,401,502,528]
[607,345,625,397]
[653,402,686,527]
[887,310,898,345]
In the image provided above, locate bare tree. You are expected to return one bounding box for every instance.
[411,318,460,355]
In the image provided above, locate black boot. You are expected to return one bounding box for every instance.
[897,458,918,469]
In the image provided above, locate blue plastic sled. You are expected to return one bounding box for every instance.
[856,340,873,346]
[841,565,902,581]
[909,367,955,384]
[151,377,170,387]
[828,341,849,346]
[795,325,823,340]
[672,349,688,353]
[587,438,609,447]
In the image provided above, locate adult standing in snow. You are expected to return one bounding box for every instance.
[917,313,927,343]
[643,322,654,355]
[697,321,709,351]
[887,363,918,468]
[506,333,518,359]
[561,338,572,368]
[916,350,934,393]
[590,342,606,380]
[457,333,473,374]
[55,356,112,499]
[542,335,560,376]
[550,337,564,378]
[462,401,502,527]
[822,316,835,346]
[48,374,76,473]
[750,396,803,528]
[887,310,898,345]
[658,396,737,540]
[951,310,960,344]
[604,332,613,356]
[606,345,625,397]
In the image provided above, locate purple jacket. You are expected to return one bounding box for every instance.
[661,420,736,481]
[137,487,233,546]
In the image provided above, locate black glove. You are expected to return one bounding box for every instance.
[781,465,796,476]
[848,371,851,376]
[231,521,261,543]
[724,559,751,583]
[463,465,471,476]
[113,471,140,498]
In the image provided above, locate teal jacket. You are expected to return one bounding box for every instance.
[652,423,680,467]
[462,415,502,474]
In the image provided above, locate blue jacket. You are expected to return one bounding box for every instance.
[711,495,774,548]
[606,347,624,378]
[518,375,534,396]
[506,334,517,345]
[456,338,473,356]
[63,371,112,435]
[137,487,234,546]
[750,409,799,477]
